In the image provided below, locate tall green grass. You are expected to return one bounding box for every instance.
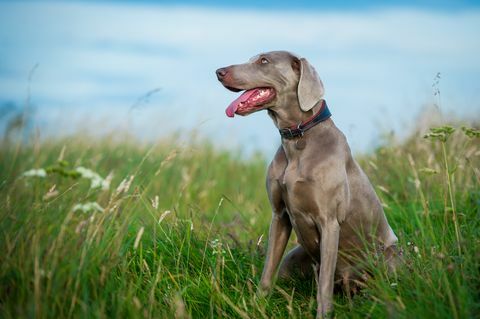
[0,125,479,318]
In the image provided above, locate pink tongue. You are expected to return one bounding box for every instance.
[225,89,258,117]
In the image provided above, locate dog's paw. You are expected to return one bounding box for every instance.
[317,305,335,319]
[256,283,271,298]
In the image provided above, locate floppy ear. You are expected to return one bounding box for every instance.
[297,58,325,112]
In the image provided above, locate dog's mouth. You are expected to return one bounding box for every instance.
[225,87,276,117]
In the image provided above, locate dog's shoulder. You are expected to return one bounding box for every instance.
[267,146,287,179]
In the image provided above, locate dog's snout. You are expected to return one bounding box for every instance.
[216,68,228,80]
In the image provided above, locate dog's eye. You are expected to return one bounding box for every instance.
[260,58,269,64]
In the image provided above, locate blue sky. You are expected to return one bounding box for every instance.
[89,0,480,10]
[0,1,479,156]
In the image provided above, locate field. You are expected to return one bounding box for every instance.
[0,123,479,318]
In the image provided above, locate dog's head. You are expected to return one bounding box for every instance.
[216,51,324,117]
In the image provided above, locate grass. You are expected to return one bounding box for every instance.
[0,124,479,318]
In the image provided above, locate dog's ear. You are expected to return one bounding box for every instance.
[297,58,324,112]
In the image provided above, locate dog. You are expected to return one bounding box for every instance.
[216,51,400,318]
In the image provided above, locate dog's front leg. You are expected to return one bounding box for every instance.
[258,210,292,295]
[316,218,340,318]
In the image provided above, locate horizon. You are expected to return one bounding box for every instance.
[1,0,479,155]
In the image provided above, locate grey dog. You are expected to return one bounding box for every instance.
[216,51,400,318]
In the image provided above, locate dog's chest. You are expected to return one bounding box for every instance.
[276,166,323,256]
[278,164,318,211]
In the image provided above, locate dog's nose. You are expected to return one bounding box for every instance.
[216,68,228,80]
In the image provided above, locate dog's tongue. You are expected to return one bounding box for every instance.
[225,89,257,117]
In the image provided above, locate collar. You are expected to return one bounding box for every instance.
[279,100,331,139]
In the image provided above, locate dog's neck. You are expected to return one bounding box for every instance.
[268,99,335,157]
[267,99,324,129]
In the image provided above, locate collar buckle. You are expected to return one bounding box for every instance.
[281,127,303,139]
[296,123,304,137]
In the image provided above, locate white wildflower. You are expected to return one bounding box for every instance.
[210,238,220,248]
[210,238,226,256]
[75,166,97,180]
[72,202,105,213]
[22,168,47,178]
[75,166,109,190]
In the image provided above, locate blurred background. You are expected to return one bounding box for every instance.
[1,0,479,156]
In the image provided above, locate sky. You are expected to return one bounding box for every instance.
[0,0,479,156]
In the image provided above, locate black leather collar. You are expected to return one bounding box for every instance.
[279,100,331,139]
